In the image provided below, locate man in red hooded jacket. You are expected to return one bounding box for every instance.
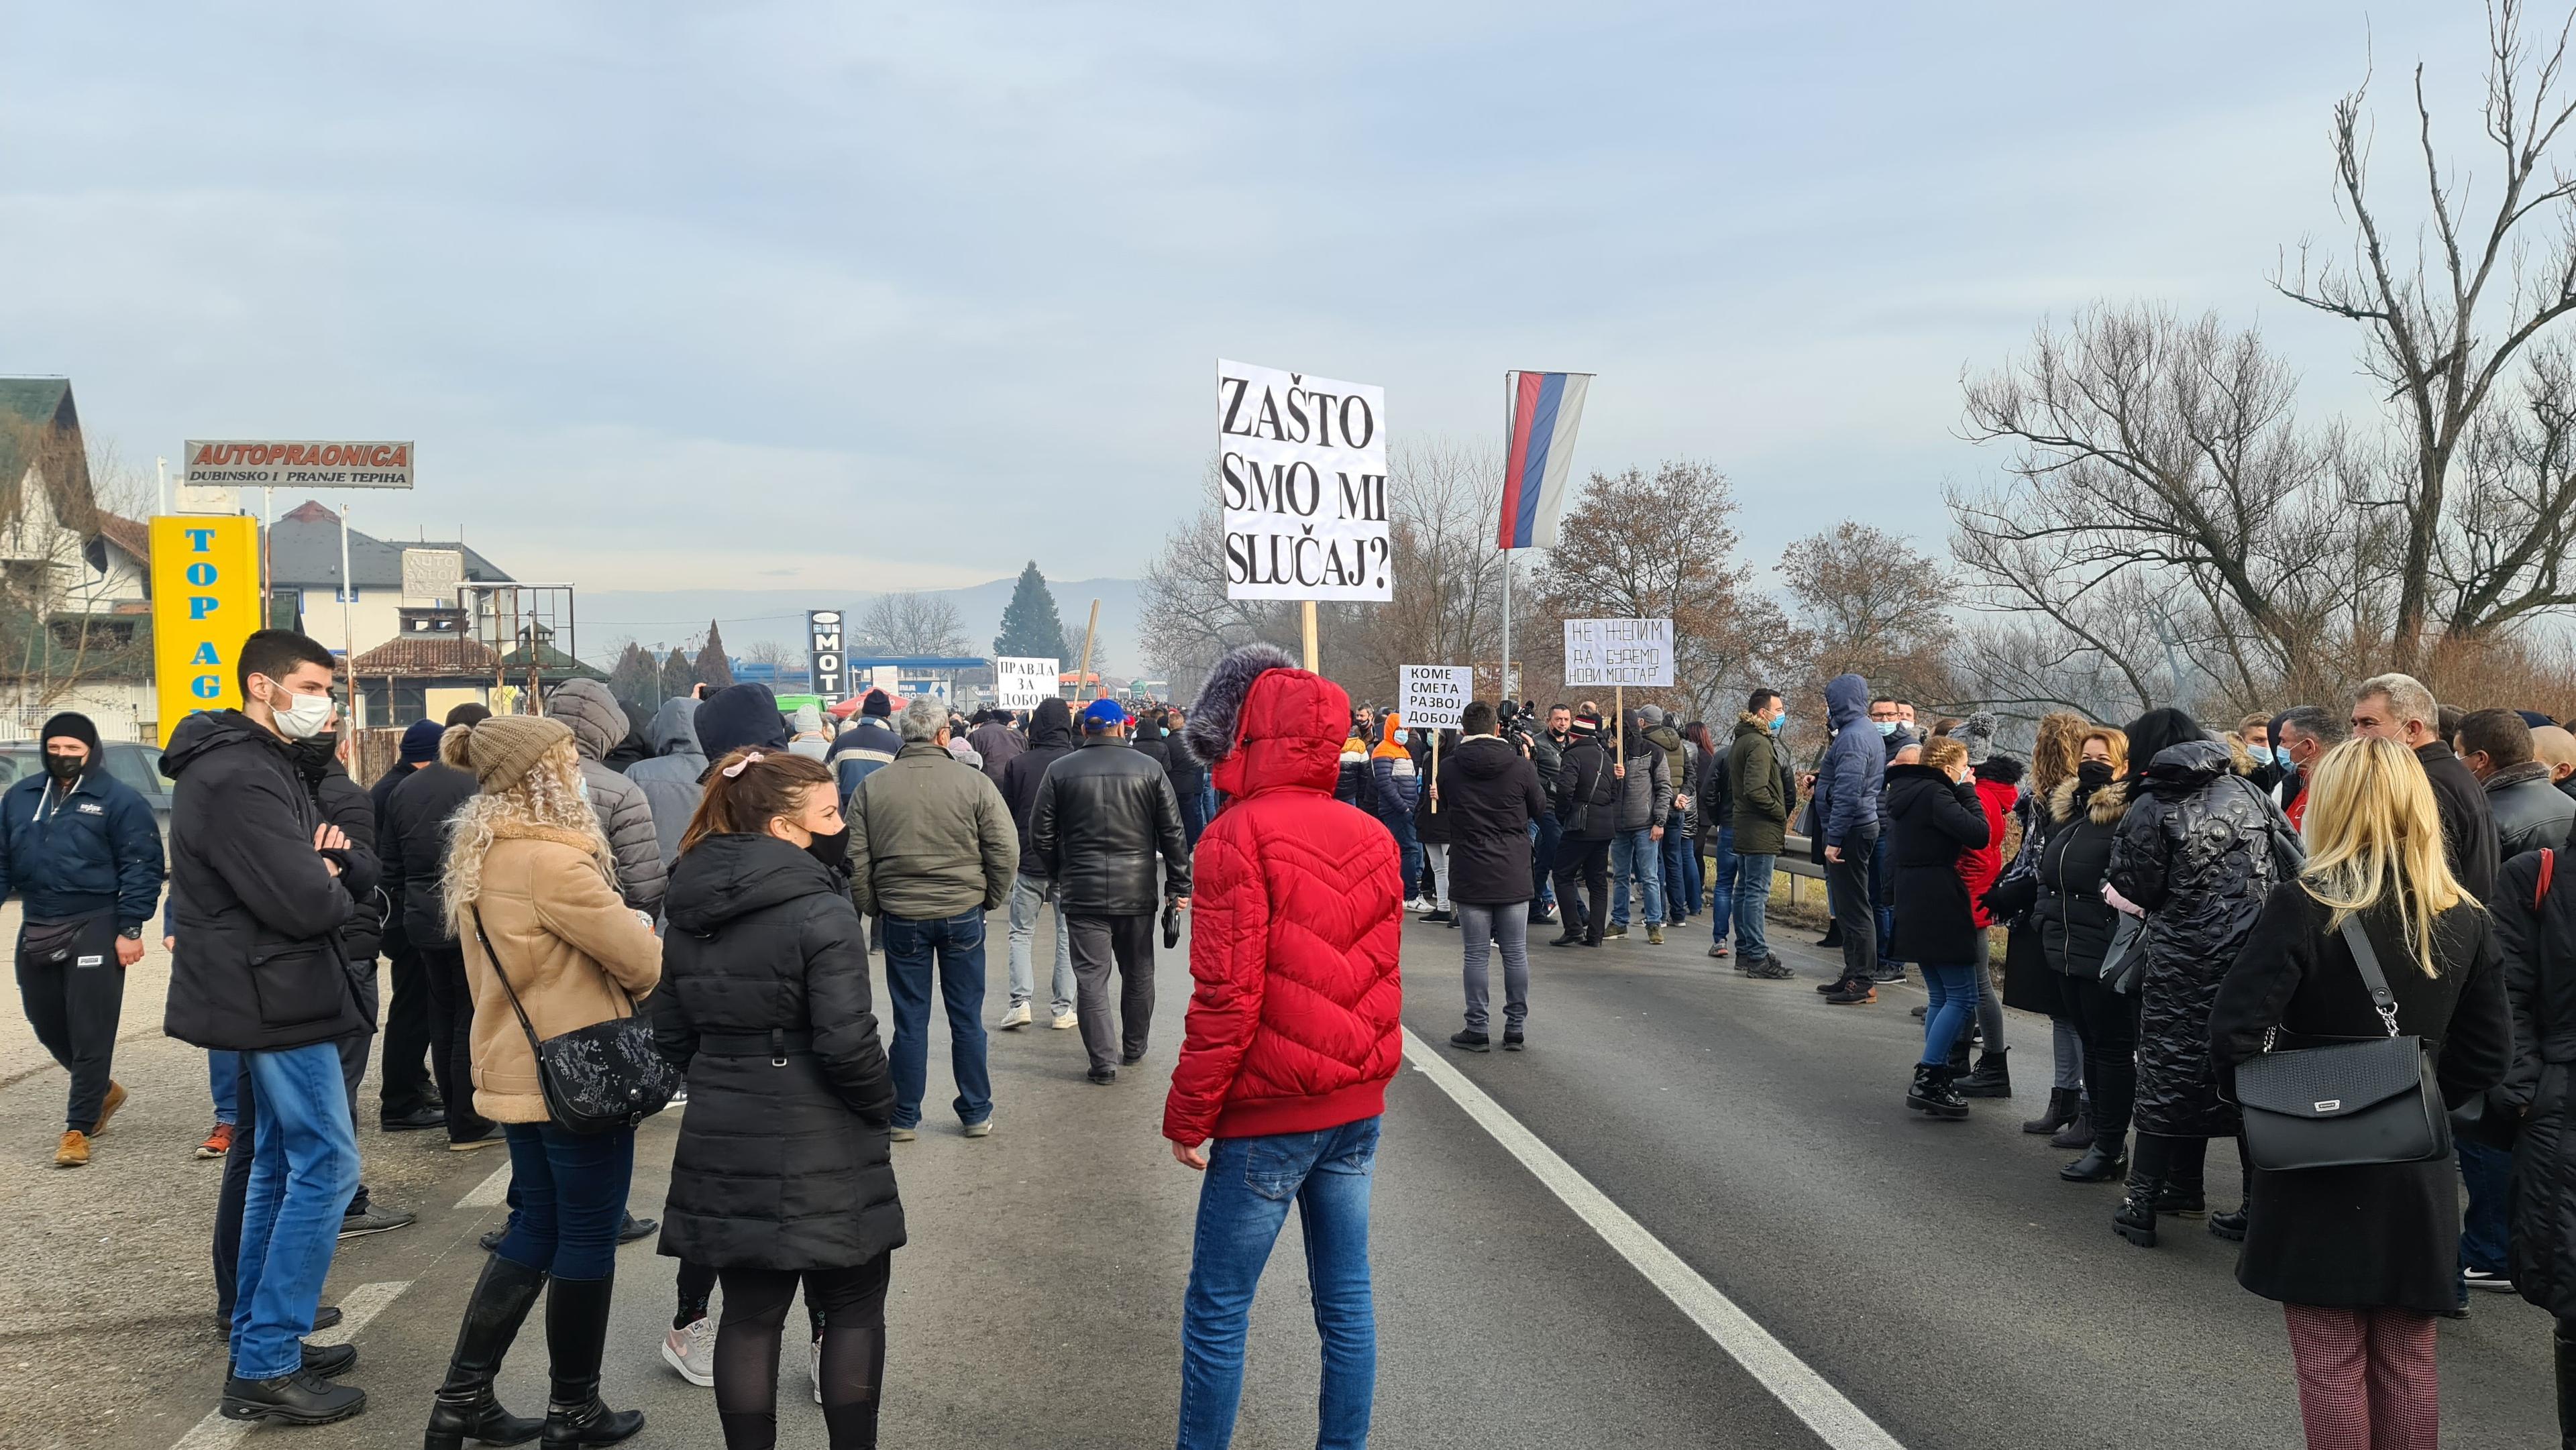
[1164,643,1403,1450]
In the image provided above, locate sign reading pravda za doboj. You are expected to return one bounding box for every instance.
[150,515,262,745]
[1218,359,1390,602]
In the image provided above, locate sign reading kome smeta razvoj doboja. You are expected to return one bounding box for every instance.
[1218,359,1389,602]
[1399,665,1472,730]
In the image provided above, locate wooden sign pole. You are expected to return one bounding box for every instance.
[1301,601,1319,672]
[1076,599,1102,698]
[1430,730,1440,813]
[1614,684,1624,766]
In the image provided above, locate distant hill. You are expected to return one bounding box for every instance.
[575,577,1142,673]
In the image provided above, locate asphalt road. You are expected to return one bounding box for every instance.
[5,904,2558,1450]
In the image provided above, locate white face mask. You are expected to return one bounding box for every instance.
[262,678,335,740]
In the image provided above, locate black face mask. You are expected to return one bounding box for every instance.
[804,825,852,873]
[291,732,339,779]
[2076,759,2115,789]
[43,752,83,783]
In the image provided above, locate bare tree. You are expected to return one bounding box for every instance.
[859,591,969,657]
[1531,460,1792,722]
[1138,461,1367,704]
[2273,0,2576,667]
[1778,520,1957,708]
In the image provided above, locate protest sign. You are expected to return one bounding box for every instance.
[1561,618,1674,687]
[1399,665,1472,731]
[1217,359,1389,602]
[996,656,1059,710]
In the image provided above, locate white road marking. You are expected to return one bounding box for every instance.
[166,1280,413,1450]
[1401,1028,1907,1450]
[457,1162,513,1209]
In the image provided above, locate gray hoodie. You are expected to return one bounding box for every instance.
[626,696,707,869]
[546,677,668,914]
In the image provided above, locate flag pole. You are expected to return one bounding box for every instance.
[1500,370,1513,710]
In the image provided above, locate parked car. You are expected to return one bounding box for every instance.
[0,740,176,834]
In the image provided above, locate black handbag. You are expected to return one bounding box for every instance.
[470,905,677,1135]
[2234,916,2449,1172]
[2098,910,2146,995]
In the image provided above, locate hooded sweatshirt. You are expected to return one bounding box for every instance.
[998,698,1078,880]
[1815,673,1885,848]
[626,696,708,869]
[547,677,667,913]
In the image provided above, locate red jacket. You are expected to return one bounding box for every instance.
[1163,667,1403,1144]
[1960,775,2016,928]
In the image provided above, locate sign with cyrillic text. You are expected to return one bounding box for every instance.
[1399,665,1472,731]
[1561,618,1673,687]
[996,657,1059,710]
[1217,359,1389,602]
[184,441,414,490]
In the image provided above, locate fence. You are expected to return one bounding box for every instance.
[0,704,153,742]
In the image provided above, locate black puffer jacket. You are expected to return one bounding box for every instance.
[2492,848,2576,1318]
[998,700,1077,881]
[2030,774,2127,977]
[160,710,367,1052]
[291,738,385,968]
[1552,736,1619,842]
[1437,734,1546,905]
[380,760,478,948]
[2108,738,2294,1137]
[1030,736,1190,915]
[653,833,903,1270]
[1883,763,1991,966]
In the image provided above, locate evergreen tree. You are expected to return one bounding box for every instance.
[993,561,1073,663]
[661,647,697,702]
[694,619,735,689]
[608,641,661,708]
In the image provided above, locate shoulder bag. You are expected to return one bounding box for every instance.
[2097,909,2147,995]
[470,905,677,1134]
[2234,915,2449,1172]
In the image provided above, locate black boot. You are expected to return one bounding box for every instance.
[2059,1141,2125,1182]
[1906,1063,1968,1120]
[1957,1048,2011,1099]
[2049,1105,2094,1150]
[425,1256,548,1450]
[2553,1321,2576,1449]
[2210,1160,2251,1241]
[540,1276,643,1447]
[2022,1086,2080,1135]
[1945,1035,1972,1074]
[2112,1176,2159,1247]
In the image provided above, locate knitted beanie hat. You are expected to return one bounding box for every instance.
[441,714,572,794]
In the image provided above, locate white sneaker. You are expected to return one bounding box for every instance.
[661,1316,716,1387]
[808,1336,822,1404]
[1050,1011,1077,1030]
[1000,1003,1032,1029]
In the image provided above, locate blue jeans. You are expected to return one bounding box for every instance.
[883,908,992,1129]
[494,1121,635,1281]
[1731,850,1774,960]
[1919,963,1978,1065]
[1531,815,1561,911]
[2457,1137,2513,1276]
[209,1048,241,1126]
[230,1043,360,1380]
[1177,1117,1381,1450]
[1871,832,1898,964]
[1383,808,1422,898]
[1609,827,1665,928]
[1705,825,1736,943]
[1661,810,1697,917]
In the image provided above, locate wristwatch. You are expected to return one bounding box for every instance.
[119,926,143,941]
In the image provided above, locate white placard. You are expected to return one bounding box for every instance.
[184,440,414,490]
[400,549,464,604]
[1561,618,1673,687]
[1399,665,1472,730]
[1217,359,1389,601]
[995,657,1059,710]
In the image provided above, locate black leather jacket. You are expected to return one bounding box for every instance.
[1029,737,1191,915]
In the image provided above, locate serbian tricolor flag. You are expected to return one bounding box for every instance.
[1497,370,1592,549]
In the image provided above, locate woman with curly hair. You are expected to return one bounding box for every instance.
[423,715,663,1450]
[1995,711,2090,1138]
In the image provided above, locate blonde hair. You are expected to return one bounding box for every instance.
[2031,712,2089,797]
[2078,726,2129,776]
[2296,737,2474,977]
[441,738,613,936]
[1922,737,1968,778]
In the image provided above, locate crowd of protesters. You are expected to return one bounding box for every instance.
[15,623,2576,1448]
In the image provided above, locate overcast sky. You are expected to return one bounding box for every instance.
[0,3,2503,594]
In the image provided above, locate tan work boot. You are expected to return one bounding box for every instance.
[91,1081,128,1136]
[54,1130,90,1168]
[1646,924,1665,946]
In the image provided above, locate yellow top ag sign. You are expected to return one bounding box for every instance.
[150,515,262,744]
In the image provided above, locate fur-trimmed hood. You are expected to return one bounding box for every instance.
[1973,755,2025,788]
[2048,773,2132,827]
[1182,642,1297,768]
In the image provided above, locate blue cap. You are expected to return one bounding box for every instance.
[1080,698,1129,731]
[399,718,445,763]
